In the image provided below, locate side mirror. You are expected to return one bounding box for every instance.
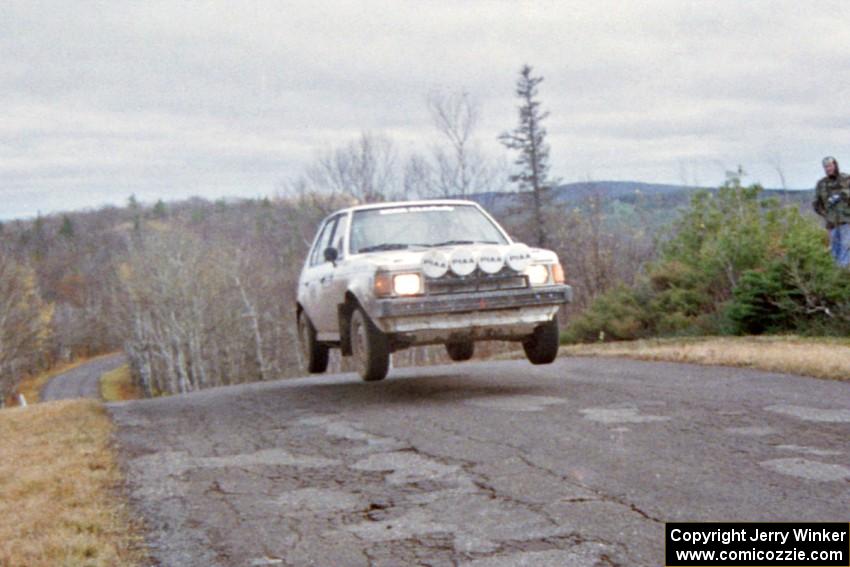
[323,247,339,264]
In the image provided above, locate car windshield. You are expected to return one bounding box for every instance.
[349,204,508,254]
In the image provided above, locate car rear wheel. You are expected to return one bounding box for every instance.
[350,307,390,382]
[298,312,329,373]
[523,318,560,365]
[446,341,475,362]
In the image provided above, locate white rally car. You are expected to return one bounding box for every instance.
[296,200,572,381]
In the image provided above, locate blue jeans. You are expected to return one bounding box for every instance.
[830,224,850,268]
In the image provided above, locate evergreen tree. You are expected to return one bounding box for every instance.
[128,194,142,233]
[499,64,555,247]
[59,215,75,239]
[152,199,168,219]
[32,213,48,261]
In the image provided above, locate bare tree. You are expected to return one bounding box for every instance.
[429,91,491,196]
[403,153,436,199]
[406,91,502,198]
[0,251,52,405]
[118,197,313,396]
[766,153,788,190]
[304,132,400,203]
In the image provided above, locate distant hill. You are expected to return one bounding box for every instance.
[468,180,812,220]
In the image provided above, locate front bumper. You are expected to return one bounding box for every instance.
[375,284,572,318]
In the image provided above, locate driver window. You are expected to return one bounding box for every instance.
[309,217,337,266]
[330,214,348,258]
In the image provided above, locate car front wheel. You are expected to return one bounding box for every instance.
[298,312,329,373]
[523,318,560,365]
[350,307,390,382]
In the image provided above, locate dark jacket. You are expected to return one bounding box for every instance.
[813,173,850,228]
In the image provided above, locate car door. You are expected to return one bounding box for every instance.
[301,215,338,334]
[324,212,350,321]
[312,214,348,335]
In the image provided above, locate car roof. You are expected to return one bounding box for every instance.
[336,199,482,215]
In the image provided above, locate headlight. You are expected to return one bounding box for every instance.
[393,273,422,295]
[524,264,550,286]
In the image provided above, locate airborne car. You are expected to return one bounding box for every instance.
[296,200,572,381]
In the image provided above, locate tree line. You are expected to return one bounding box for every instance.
[0,190,653,402]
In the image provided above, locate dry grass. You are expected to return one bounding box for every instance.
[100,365,142,403]
[562,336,850,381]
[0,400,145,567]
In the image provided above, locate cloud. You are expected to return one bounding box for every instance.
[2,1,850,218]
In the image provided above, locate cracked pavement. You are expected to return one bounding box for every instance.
[108,357,850,566]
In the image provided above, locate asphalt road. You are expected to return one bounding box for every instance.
[40,353,126,401]
[109,358,850,567]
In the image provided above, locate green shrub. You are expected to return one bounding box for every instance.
[562,284,652,343]
[565,179,849,342]
[727,212,850,335]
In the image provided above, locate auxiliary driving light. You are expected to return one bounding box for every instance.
[421,250,449,278]
[524,264,550,286]
[449,248,477,276]
[393,273,422,295]
[505,243,531,271]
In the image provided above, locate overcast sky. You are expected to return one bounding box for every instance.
[3,1,850,219]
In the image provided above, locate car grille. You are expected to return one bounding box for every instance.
[425,271,529,295]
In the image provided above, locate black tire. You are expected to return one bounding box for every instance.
[446,341,475,362]
[298,312,329,373]
[523,318,560,365]
[350,307,390,381]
